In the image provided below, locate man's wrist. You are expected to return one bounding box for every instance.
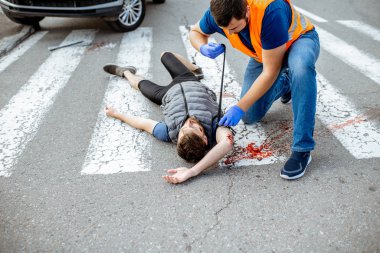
[235,103,247,112]
[114,112,123,119]
[199,44,207,55]
[189,167,201,177]
[234,104,245,113]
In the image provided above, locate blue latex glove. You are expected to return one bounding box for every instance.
[219,105,245,127]
[200,42,225,59]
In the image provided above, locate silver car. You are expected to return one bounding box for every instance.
[0,0,165,32]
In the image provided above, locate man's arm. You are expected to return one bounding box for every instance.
[219,43,287,126]
[189,21,210,51]
[237,44,286,111]
[190,21,225,59]
[105,106,157,134]
[163,127,234,184]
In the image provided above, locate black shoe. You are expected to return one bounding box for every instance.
[192,67,204,80]
[280,90,291,104]
[280,151,312,180]
[103,64,137,77]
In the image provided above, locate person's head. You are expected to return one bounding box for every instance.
[177,116,208,163]
[210,0,249,35]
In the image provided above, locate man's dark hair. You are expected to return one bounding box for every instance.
[177,131,207,163]
[210,0,248,27]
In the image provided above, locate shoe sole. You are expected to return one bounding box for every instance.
[103,63,136,76]
[280,155,312,180]
[192,68,204,80]
[194,74,204,80]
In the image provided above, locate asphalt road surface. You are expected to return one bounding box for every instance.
[0,0,379,252]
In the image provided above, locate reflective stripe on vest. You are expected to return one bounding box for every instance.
[223,0,314,63]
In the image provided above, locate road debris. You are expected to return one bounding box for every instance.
[48,40,84,51]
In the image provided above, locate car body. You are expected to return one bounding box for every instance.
[0,0,165,32]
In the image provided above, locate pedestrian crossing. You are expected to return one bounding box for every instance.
[0,29,96,177]
[0,15,379,177]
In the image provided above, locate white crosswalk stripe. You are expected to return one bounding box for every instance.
[0,29,96,177]
[81,28,153,175]
[316,73,380,158]
[294,6,328,23]
[179,26,286,167]
[0,31,48,73]
[317,25,380,85]
[336,20,380,42]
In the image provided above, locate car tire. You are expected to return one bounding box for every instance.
[152,0,165,3]
[2,8,44,25]
[107,0,146,32]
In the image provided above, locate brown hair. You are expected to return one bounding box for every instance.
[210,0,248,27]
[177,131,207,163]
[177,116,208,162]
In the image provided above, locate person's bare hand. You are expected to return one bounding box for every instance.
[105,106,118,117]
[162,167,194,184]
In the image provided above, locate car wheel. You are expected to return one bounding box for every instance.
[2,8,44,25]
[107,0,146,32]
[152,0,165,3]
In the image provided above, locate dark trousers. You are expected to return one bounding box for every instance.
[137,52,198,105]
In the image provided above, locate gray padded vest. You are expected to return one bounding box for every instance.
[161,81,219,145]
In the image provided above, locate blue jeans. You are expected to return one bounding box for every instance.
[241,29,320,152]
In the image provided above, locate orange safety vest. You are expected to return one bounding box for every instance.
[223,0,314,63]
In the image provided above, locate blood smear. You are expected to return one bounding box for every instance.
[224,143,273,165]
[224,121,292,165]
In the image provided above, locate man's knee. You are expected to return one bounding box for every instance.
[289,58,316,79]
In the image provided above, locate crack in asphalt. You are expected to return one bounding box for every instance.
[186,174,234,251]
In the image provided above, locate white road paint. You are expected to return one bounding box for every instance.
[179,26,286,167]
[0,31,48,73]
[0,30,96,177]
[317,26,380,85]
[293,6,328,23]
[316,73,380,159]
[81,28,153,175]
[337,20,380,42]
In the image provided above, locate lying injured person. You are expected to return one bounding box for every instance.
[103,52,233,184]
